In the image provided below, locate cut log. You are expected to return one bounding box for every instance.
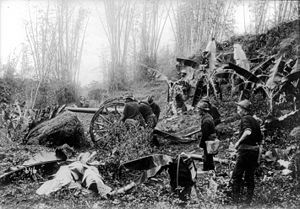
[24,111,85,148]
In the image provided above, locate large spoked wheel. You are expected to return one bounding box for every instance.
[89,98,125,147]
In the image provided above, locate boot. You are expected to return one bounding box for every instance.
[232,184,241,203]
[179,186,192,201]
[245,188,254,204]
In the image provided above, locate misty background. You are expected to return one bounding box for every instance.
[0,0,298,105]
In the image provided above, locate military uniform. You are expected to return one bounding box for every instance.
[149,102,160,121]
[200,112,216,171]
[200,97,221,126]
[138,101,157,128]
[147,97,161,147]
[209,104,221,126]
[121,101,145,126]
[232,114,263,203]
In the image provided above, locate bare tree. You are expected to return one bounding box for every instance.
[169,0,235,56]
[25,0,88,108]
[54,0,88,85]
[25,2,55,107]
[138,0,170,79]
[249,0,298,34]
[101,0,136,91]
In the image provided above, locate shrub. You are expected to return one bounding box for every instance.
[88,88,107,102]
[56,83,77,105]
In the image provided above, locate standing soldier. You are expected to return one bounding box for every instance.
[232,99,263,204]
[200,97,221,126]
[198,102,216,171]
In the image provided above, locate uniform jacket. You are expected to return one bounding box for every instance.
[200,113,216,148]
[150,102,161,120]
[239,114,263,147]
[209,105,221,125]
[121,101,141,122]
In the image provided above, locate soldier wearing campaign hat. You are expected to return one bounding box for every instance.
[200,96,221,125]
[198,102,216,171]
[121,95,145,127]
[232,99,263,204]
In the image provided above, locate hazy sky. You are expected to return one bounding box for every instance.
[0,0,251,86]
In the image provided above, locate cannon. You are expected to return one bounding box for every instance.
[66,96,199,147]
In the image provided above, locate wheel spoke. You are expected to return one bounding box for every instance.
[94,121,106,127]
[90,99,126,146]
[98,114,113,125]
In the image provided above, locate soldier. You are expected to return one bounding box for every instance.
[138,101,157,129]
[232,99,263,204]
[201,97,221,125]
[139,100,160,147]
[175,94,187,113]
[198,102,216,171]
[121,96,145,127]
[147,96,160,121]
[79,96,85,107]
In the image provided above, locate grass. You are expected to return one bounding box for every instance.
[1,81,300,209]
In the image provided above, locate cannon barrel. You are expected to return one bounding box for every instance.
[66,107,99,114]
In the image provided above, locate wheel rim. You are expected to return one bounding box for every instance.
[90,98,125,147]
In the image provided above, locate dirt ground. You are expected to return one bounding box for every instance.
[1,81,300,209]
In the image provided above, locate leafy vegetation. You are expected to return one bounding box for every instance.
[0,1,300,208]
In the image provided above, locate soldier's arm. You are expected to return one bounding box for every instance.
[121,105,129,122]
[235,128,251,149]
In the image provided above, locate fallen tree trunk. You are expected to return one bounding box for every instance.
[24,111,85,148]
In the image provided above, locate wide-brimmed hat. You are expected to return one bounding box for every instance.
[125,95,136,102]
[235,99,251,111]
[197,102,210,111]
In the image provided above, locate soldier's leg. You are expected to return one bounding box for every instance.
[203,147,214,171]
[179,185,192,201]
[147,115,159,147]
[244,150,259,204]
[231,151,246,203]
[203,146,208,171]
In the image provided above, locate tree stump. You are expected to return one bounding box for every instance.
[24,111,85,148]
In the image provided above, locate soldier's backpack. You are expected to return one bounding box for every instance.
[168,154,197,200]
